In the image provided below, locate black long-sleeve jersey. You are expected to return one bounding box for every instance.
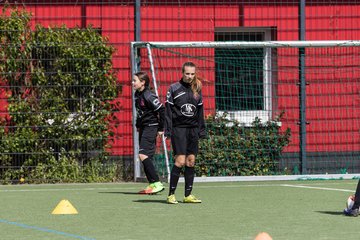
[164,79,206,138]
[135,87,165,130]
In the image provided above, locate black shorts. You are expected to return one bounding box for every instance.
[171,127,199,156]
[139,126,158,157]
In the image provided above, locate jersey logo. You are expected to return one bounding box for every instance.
[180,104,196,117]
[152,98,160,106]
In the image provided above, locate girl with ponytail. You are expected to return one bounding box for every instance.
[164,62,206,204]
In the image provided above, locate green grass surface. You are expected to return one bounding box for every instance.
[0,180,358,240]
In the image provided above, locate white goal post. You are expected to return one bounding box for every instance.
[132,40,360,49]
[130,40,360,182]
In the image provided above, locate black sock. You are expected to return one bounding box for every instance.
[184,166,195,197]
[169,165,182,195]
[353,179,360,209]
[142,157,159,183]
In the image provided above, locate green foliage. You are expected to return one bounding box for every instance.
[196,112,291,176]
[0,6,120,183]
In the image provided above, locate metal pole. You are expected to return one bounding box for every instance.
[146,44,171,182]
[81,2,86,29]
[132,0,142,181]
[135,0,141,42]
[130,43,140,181]
[299,0,307,174]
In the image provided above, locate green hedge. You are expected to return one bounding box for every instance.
[0,6,120,183]
[196,112,291,176]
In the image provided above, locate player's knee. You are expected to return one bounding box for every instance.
[174,155,186,167]
[185,155,196,167]
[175,161,185,168]
[174,162,186,168]
[186,161,195,167]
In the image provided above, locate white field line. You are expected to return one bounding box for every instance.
[0,184,275,192]
[0,187,138,192]
[281,184,354,192]
[0,182,355,192]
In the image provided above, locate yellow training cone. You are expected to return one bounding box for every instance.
[51,199,78,215]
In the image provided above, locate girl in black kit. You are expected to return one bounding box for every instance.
[133,71,165,194]
[164,62,206,204]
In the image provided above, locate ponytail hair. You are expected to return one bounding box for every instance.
[182,61,202,96]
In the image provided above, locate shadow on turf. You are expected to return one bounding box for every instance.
[98,192,168,204]
[315,211,344,216]
[98,191,140,195]
[133,199,168,204]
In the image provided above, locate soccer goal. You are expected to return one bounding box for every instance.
[130,40,360,182]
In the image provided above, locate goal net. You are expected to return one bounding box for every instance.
[131,41,360,182]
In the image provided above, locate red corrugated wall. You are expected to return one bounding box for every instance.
[26,3,135,156]
[2,1,359,157]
